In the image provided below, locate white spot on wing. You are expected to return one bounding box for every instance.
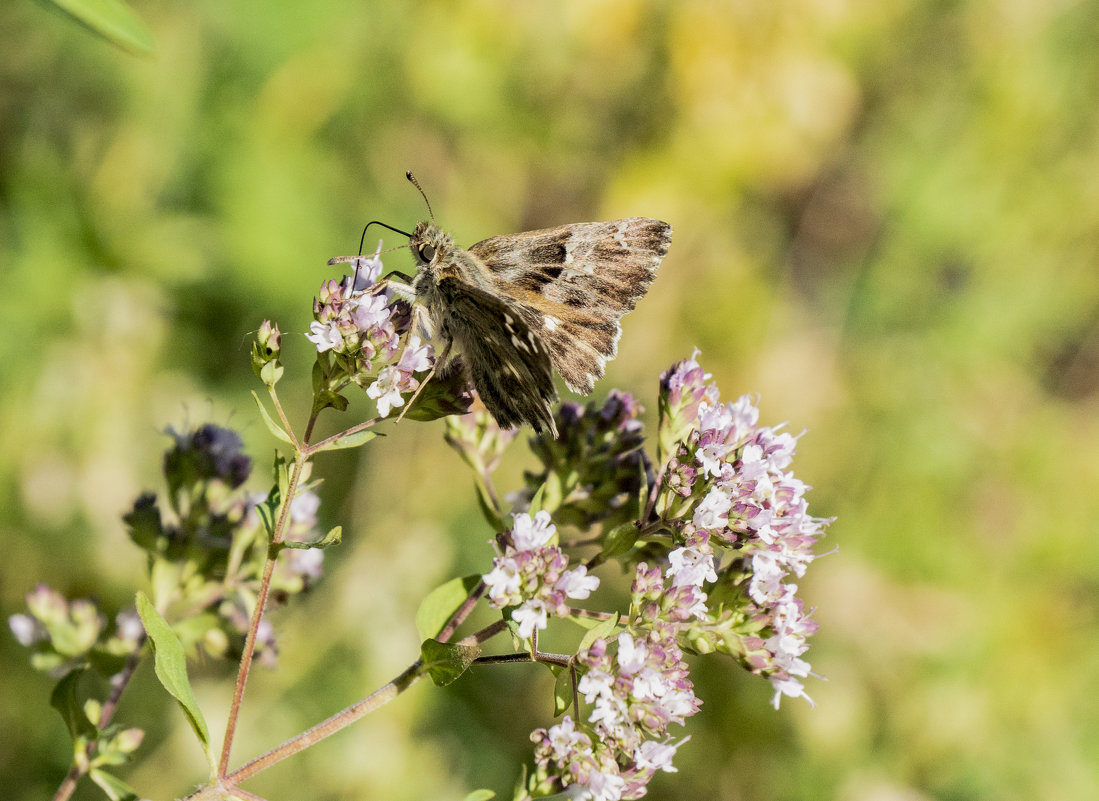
[544,316,560,332]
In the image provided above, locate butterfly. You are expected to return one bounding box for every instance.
[358,174,671,438]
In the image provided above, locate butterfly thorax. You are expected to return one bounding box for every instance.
[409,222,498,302]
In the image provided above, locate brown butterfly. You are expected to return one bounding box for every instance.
[364,173,671,438]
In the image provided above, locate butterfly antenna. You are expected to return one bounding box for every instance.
[405,171,435,222]
[359,220,414,254]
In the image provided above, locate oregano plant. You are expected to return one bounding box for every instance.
[11,248,832,801]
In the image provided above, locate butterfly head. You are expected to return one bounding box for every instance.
[409,221,454,269]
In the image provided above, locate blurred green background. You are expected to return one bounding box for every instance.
[3,0,1099,799]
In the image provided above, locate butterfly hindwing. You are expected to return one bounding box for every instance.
[435,275,559,436]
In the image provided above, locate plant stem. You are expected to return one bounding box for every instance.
[217,450,308,778]
[51,648,145,801]
[304,416,379,455]
[186,661,426,800]
[457,618,508,647]
[267,386,300,451]
[436,581,486,643]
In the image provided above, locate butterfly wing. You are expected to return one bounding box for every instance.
[434,274,559,437]
[469,218,671,394]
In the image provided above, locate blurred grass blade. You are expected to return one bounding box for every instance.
[40,0,155,55]
[135,592,214,769]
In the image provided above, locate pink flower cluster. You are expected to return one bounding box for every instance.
[530,562,703,800]
[306,251,434,418]
[483,511,600,638]
[662,352,831,708]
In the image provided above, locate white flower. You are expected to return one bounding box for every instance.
[512,599,548,638]
[510,510,556,551]
[633,737,688,773]
[749,550,785,605]
[546,715,586,760]
[667,547,717,588]
[616,632,647,675]
[367,366,405,417]
[577,668,615,703]
[349,246,384,287]
[692,486,732,532]
[483,556,521,604]
[397,334,433,374]
[306,320,343,352]
[569,767,626,801]
[347,292,390,331]
[729,394,761,432]
[770,675,814,709]
[556,565,599,599]
[698,400,733,435]
[695,441,731,478]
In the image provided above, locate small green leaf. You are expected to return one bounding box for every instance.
[528,483,547,516]
[541,471,563,513]
[312,389,349,414]
[420,638,480,687]
[89,768,139,801]
[50,669,98,739]
[602,523,639,559]
[280,525,342,550]
[578,613,620,654]
[313,428,376,452]
[42,0,155,55]
[135,593,212,766]
[463,790,496,801]
[415,575,483,641]
[251,391,293,445]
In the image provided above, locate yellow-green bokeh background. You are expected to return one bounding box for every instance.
[3,1,1099,799]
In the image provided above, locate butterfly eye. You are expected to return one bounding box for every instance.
[419,243,436,262]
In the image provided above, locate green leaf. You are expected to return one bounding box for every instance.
[578,613,619,654]
[41,0,155,55]
[135,593,212,766]
[602,523,639,559]
[312,389,349,414]
[420,638,480,687]
[528,483,547,516]
[415,575,483,640]
[280,525,342,550]
[251,391,294,445]
[541,471,563,513]
[463,790,496,801]
[313,428,376,452]
[50,669,98,739]
[89,768,139,801]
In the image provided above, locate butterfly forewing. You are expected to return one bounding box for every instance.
[469,218,671,394]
